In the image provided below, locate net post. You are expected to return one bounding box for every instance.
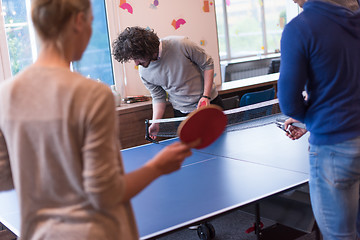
[145,119,151,141]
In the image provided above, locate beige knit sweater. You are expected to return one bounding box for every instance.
[0,66,138,240]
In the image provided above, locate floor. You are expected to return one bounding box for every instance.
[157,210,320,240]
[0,204,321,240]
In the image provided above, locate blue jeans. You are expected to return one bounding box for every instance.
[309,136,360,240]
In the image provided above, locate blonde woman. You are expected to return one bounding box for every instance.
[0,0,193,239]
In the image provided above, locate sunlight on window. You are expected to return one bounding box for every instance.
[215,0,286,61]
[263,0,287,53]
[1,0,33,75]
[72,0,114,86]
[1,0,114,86]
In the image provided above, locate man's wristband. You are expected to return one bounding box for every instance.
[201,95,211,100]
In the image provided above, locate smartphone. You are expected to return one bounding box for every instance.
[275,120,290,133]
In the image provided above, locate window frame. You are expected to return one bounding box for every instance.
[216,0,274,61]
[0,0,301,89]
[215,0,300,62]
[103,0,126,97]
[0,0,123,91]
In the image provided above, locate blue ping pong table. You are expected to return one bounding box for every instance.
[0,113,310,239]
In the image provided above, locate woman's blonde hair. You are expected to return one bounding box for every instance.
[31,0,91,41]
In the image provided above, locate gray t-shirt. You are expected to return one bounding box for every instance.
[139,36,218,113]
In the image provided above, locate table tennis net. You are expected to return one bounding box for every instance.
[145,98,283,141]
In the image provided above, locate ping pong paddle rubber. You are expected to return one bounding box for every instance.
[178,105,227,149]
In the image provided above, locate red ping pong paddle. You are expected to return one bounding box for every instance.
[177,105,227,149]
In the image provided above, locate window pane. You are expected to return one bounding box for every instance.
[263,0,286,53]
[227,0,263,58]
[214,0,227,59]
[215,0,287,61]
[1,0,33,75]
[1,0,114,86]
[73,0,114,86]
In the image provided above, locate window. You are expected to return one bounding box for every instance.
[1,0,34,76]
[0,0,114,86]
[0,0,300,92]
[215,0,287,61]
[72,0,114,86]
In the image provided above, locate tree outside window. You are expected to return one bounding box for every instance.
[2,0,32,76]
[1,0,114,86]
[215,0,287,61]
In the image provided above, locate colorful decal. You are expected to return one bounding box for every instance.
[203,0,210,12]
[203,1,214,12]
[150,0,159,9]
[119,0,133,14]
[171,18,186,30]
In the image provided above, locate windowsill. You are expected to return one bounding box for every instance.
[115,72,280,112]
[220,53,281,66]
[217,73,279,95]
[115,73,279,148]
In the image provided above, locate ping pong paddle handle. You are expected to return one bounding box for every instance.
[188,138,202,148]
[199,100,207,107]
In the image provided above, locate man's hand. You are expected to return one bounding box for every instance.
[197,97,210,108]
[149,123,160,140]
[284,118,307,140]
[145,142,193,175]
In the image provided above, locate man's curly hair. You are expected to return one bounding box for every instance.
[112,27,160,63]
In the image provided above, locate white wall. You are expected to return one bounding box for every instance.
[109,0,221,97]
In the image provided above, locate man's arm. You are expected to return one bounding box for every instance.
[278,23,308,122]
[152,102,167,120]
[148,102,167,139]
[181,38,216,107]
[122,141,193,201]
[182,37,214,71]
[198,68,214,107]
[139,76,168,138]
[140,76,167,103]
